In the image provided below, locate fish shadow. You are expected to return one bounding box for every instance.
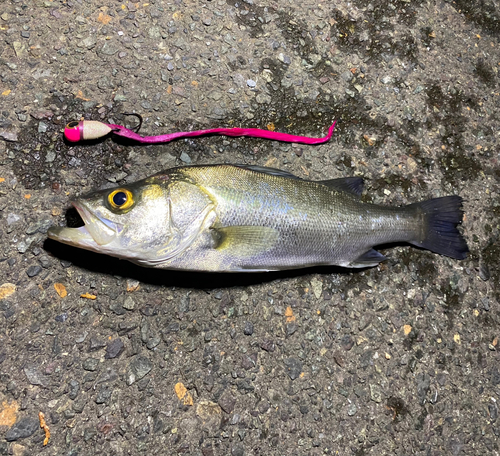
[43,238,356,289]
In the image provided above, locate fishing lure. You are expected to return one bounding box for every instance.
[64,113,336,145]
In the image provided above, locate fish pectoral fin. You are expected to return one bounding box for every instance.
[348,249,387,268]
[213,225,279,258]
[318,177,364,197]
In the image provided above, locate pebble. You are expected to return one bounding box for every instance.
[24,364,48,387]
[94,367,118,386]
[341,334,354,351]
[255,93,271,104]
[17,240,30,254]
[82,358,99,372]
[26,265,42,277]
[347,402,357,416]
[246,79,256,88]
[55,313,68,322]
[26,219,52,235]
[32,110,54,121]
[479,261,490,281]
[341,70,353,82]
[177,295,190,313]
[89,337,106,351]
[105,338,125,359]
[37,145,53,162]
[286,323,297,336]
[5,417,38,442]
[208,91,223,101]
[236,378,254,392]
[84,428,96,442]
[284,357,302,380]
[7,213,21,225]
[38,122,48,133]
[95,385,112,404]
[100,42,120,55]
[75,332,88,344]
[13,41,26,58]
[369,384,382,403]
[180,151,192,164]
[231,445,245,456]
[0,130,18,142]
[80,36,96,49]
[416,373,430,404]
[358,314,372,331]
[241,353,257,370]
[196,401,222,436]
[260,339,275,352]
[68,380,80,400]
[243,321,254,335]
[489,401,498,421]
[126,355,152,385]
[218,392,236,413]
[122,296,135,310]
[278,53,291,64]
[310,277,323,300]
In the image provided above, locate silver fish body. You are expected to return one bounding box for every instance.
[47,164,468,272]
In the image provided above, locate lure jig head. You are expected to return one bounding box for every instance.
[64,114,337,145]
[64,120,113,142]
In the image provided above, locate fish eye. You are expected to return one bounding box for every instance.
[113,191,127,206]
[108,189,134,211]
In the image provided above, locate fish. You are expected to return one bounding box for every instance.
[47,164,468,272]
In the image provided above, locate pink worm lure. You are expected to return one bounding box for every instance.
[64,116,336,145]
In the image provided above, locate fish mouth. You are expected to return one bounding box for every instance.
[47,201,122,249]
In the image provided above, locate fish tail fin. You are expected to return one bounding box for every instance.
[409,196,468,260]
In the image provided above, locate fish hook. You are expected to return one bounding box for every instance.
[122,112,143,133]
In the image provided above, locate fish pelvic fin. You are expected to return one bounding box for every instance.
[213,225,279,258]
[409,196,468,260]
[348,249,387,268]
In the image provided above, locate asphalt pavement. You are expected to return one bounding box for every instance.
[0,0,499,455]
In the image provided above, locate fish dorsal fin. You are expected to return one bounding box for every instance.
[348,249,386,268]
[213,225,279,258]
[234,165,302,180]
[317,177,364,197]
[234,165,364,197]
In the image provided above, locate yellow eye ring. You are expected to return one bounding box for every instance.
[108,188,134,210]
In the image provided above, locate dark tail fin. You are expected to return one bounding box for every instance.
[409,196,468,260]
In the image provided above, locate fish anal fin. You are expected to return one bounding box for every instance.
[214,225,279,258]
[318,177,364,197]
[348,249,387,268]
